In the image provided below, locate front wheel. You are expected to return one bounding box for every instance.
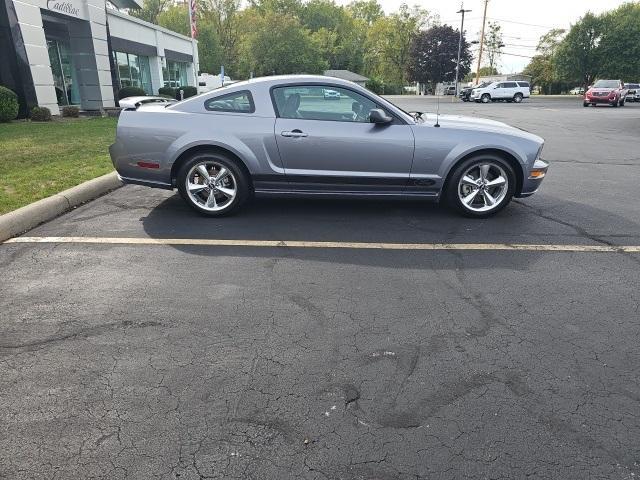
[583,101,590,107]
[445,155,516,218]
[513,93,524,103]
[481,94,491,103]
[177,153,250,216]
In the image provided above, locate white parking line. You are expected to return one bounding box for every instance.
[3,236,640,253]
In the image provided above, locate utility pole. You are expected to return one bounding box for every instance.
[475,0,489,85]
[455,3,472,96]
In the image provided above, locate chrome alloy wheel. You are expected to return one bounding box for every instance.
[185,161,237,212]
[457,162,509,213]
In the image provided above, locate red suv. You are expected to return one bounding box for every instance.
[584,80,629,107]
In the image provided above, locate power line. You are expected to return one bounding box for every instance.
[486,17,556,29]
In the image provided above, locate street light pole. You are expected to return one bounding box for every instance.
[455,3,471,96]
[475,0,489,85]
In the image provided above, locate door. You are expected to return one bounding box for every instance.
[272,85,415,193]
[492,83,507,99]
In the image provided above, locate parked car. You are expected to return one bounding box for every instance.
[444,86,457,96]
[583,80,628,107]
[471,81,531,103]
[323,88,341,100]
[570,87,585,95]
[624,83,640,102]
[459,82,490,102]
[110,75,548,218]
[118,96,176,110]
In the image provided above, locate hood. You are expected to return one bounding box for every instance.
[414,113,544,143]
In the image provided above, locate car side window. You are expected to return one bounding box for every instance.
[204,90,255,113]
[495,83,503,88]
[272,85,380,123]
[504,82,518,88]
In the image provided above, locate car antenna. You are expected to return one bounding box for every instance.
[434,89,441,127]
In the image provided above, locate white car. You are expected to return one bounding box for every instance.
[323,89,341,100]
[570,87,585,95]
[118,96,176,110]
[471,81,531,104]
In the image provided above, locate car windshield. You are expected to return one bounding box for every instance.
[593,80,619,88]
[627,84,640,88]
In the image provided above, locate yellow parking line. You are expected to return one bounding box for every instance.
[3,236,640,253]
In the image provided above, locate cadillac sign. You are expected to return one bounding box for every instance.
[47,0,85,19]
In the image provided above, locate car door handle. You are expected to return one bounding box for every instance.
[281,130,308,138]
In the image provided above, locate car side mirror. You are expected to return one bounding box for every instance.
[369,109,393,124]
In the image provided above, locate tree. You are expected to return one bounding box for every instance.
[522,28,566,94]
[365,4,429,86]
[129,0,170,24]
[554,12,603,88]
[203,0,242,75]
[347,0,383,25]
[597,3,640,80]
[484,21,503,73]
[157,5,189,36]
[406,24,471,89]
[236,11,327,77]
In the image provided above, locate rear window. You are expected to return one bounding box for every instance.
[204,90,255,113]
[517,82,530,88]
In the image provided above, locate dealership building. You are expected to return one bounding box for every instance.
[0,0,199,115]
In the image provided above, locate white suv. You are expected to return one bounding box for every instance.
[471,81,531,103]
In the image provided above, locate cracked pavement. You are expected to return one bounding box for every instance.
[1,97,639,479]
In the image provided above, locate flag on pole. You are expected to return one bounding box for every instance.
[189,0,197,38]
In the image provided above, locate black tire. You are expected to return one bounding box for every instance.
[176,152,250,217]
[513,93,524,103]
[583,102,590,107]
[620,99,625,106]
[481,94,491,103]
[611,99,618,107]
[444,154,516,218]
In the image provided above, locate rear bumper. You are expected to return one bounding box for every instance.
[117,174,173,190]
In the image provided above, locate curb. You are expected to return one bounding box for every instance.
[0,172,122,242]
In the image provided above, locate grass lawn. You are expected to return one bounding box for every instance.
[0,117,117,214]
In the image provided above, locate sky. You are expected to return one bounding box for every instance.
[334,0,629,73]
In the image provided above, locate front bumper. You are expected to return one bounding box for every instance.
[517,158,549,198]
[585,95,616,104]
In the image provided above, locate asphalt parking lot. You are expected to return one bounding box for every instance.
[1,96,639,479]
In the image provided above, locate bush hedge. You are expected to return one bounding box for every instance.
[62,106,80,118]
[117,86,146,100]
[30,106,52,122]
[158,86,177,98]
[0,86,19,122]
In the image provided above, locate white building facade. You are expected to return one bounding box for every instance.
[0,0,198,115]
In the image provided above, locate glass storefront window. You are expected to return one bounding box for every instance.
[47,39,80,106]
[163,60,188,88]
[112,51,152,94]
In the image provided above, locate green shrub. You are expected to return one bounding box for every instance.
[0,86,19,122]
[30,106,52,122]
[62,106,80,118]
[365,78,384,95]
[158,86,177,98]
[117,86,146,100]
[176,86,197,100]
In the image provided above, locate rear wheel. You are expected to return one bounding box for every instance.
[445,155,516,218]
[513,93,524,103]
[481,94,491,103]
[177,153,249,216]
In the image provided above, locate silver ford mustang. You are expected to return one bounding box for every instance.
[110,75,548,218]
